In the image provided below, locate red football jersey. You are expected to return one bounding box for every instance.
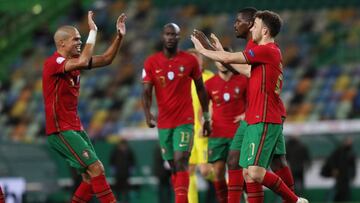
[142,51,202,128]
[245,39,287,118]
[42,52,83,135]
[242,42,284,124]
[205,74,247,138]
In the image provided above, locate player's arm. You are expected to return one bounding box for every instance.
[194,77,211,136]
[194,30,241,75]
[64,11,97,72]
[192,31,250,77]
[191,35,247,64]
[90,13,127,68]
[142,82,156,128]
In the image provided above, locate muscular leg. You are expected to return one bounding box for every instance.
[173,151,191,203]
[245,166,298,203]
[87,160,117,203]
[270,154,295,202]
[213,160,227,203]
[71,173,93,203]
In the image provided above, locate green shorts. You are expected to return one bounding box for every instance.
[158,124,194,161]
[239,122,285,168]
[229,120,248,151]
[47,130,99,173]
[208,138,232,163]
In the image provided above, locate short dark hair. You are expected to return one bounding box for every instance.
[238,7,257,23]
[255,10,282,37]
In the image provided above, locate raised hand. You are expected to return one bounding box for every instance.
[88,11,98,31]
[210,33,224,51]
[193,29,216,50]
[116,13,127,37]
[191,35,205,52]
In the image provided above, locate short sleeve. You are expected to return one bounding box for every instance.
[45,56,66,76]
[242,45,274,65]
[142,57,153,83]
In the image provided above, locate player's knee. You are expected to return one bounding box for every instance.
[271,154,288,171]
[247,167,265,183]
[214,168,225,181]
[227,151,240,170]
[198,164,212,177]
[81,173,91,183]
[87,161,105,177]
[174,153,189,171]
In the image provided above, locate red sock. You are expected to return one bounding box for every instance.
[274,166,295,203]
[228,169,244,203]
[246,182,264,203]
[91,174,117,203]
[214,180,228,203]
[171,173,177,188]
[262,172,298,203]
[174,171,189,203]
[72,181,93,203]
[274,166,295,191]
[0,186,4,203]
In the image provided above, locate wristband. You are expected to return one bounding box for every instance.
[86,30,97,44]
[203,112,210,121]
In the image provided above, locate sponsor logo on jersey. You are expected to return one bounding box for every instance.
[248,49,255,57]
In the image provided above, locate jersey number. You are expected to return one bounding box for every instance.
[248,143,255,161]
[180,132,190,143]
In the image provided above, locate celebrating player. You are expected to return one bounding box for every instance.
[42,11,126,203]
[192,10,308,203]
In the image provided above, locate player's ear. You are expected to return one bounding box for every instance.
[59,39,65,47]
[248,21,254,29]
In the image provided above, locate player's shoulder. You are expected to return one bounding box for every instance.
[180,50,198,62]
[232,74,248,84]
[44,52,65,67]
[205,73,218,85]
[145,51,162,61]
[245,39,257,50]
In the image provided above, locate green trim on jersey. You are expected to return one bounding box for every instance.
[47,130,98,173]
[158,124,194,161]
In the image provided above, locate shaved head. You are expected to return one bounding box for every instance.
[163,23,180,33]
[54,25,77,48]
[53,25,82,57]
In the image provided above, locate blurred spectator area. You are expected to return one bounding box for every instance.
[0,0,360,143]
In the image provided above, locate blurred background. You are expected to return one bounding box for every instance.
[1,0,360,202]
